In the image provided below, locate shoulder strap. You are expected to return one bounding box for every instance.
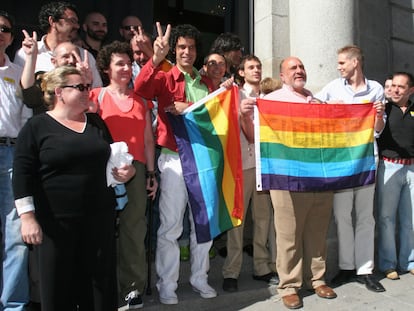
[96,87,107,114]
[140,96,148,109]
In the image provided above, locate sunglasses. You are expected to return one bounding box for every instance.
[62,84,91,92]
[122,25,139,31]
[0,26,12,33]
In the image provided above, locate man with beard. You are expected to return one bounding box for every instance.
[81,11,108,58]
[14,1,101,87]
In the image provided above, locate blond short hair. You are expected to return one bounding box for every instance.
[41,66,81,109]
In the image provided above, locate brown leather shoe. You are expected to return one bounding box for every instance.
[282,294,303,309]
[314,285,337,299]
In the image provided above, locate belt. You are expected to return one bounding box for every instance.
[0,137,17,146]
[382,156,414,165]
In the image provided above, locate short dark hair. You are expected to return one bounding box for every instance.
[38,1,78,33]
[96,40,133,83]
[0,10,15,35]
[239,54,261,71]
[210,32,243,54]
[203,53,226,66]
[169,24,201,61]
[393,72,414,88]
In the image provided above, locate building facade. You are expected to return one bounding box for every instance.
[4,0,414,91]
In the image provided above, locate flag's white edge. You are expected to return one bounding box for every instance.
[182,85,234,114]
[254,105,263,191]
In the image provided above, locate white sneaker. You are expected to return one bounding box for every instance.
[191,282,217,299]
[158,286,178,305]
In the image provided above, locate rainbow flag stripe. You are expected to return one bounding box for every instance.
[169,86,243,243]
[255,100,376,191]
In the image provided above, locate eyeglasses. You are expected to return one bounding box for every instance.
[60,16,79,25]
[62,84,91,92]
[122,25,139,31]
[0,26,12,33]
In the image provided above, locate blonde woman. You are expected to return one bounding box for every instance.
[13,66,135,311]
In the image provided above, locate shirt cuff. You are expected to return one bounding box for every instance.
[15,196,35,216]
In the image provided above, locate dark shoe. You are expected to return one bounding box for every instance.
[253,272,279,285]
[125,290,143,309]
[222,278,238,292]
[330,269,356,285]
[314,285,337,299]
[243,244,253,257]
[356,274,385,292]
[282,294,302,309]
[218,246,227,258]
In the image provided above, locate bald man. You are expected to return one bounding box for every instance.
[82,11,107,58]
[241,57,337,309]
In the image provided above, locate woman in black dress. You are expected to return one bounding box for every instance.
[12,66,135,311]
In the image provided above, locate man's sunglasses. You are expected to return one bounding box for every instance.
[0,26,12,33]
[122,25,139,31]
[62,84,91,92]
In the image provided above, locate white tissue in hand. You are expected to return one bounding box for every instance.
[107,141,133,186]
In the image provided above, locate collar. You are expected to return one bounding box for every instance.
[283,84,313,99]
[38,35,53,55]
[0,54,11,69]
[342,77,369,90]
[242,83,260,98]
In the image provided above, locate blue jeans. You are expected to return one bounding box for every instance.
[0,146,29,310]
[377,160,414,272]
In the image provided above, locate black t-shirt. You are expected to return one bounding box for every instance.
[13,113,116,218]
[378,100,414,158]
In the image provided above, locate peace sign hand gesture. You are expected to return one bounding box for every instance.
[132,26,154,59]
[21,30,38,56]
[75,49,93,85]
[152,22,171,67]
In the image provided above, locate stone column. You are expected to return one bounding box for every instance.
[254,0,290,79]
[255,0,355,92]
[289,0,354,92]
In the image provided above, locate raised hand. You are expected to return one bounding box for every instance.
[21,29,38,56]
[131,26,154,59]
[152,22,171,66]
[21,30,38,88]
[75,49,93,85]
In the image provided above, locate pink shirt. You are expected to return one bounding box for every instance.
[263,84,313,103]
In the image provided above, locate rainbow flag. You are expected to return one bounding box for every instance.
[255,100,376,191]
[168,86,243,243]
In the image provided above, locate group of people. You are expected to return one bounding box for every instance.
[1,1,414,311]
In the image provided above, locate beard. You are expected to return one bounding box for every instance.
[87,28,107,41]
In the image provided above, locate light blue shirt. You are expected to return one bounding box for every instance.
[315,77,384,103]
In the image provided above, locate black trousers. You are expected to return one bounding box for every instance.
[36,210,117,311]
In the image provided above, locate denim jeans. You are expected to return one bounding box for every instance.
[377,160,414,272]
[0,146,29,310]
